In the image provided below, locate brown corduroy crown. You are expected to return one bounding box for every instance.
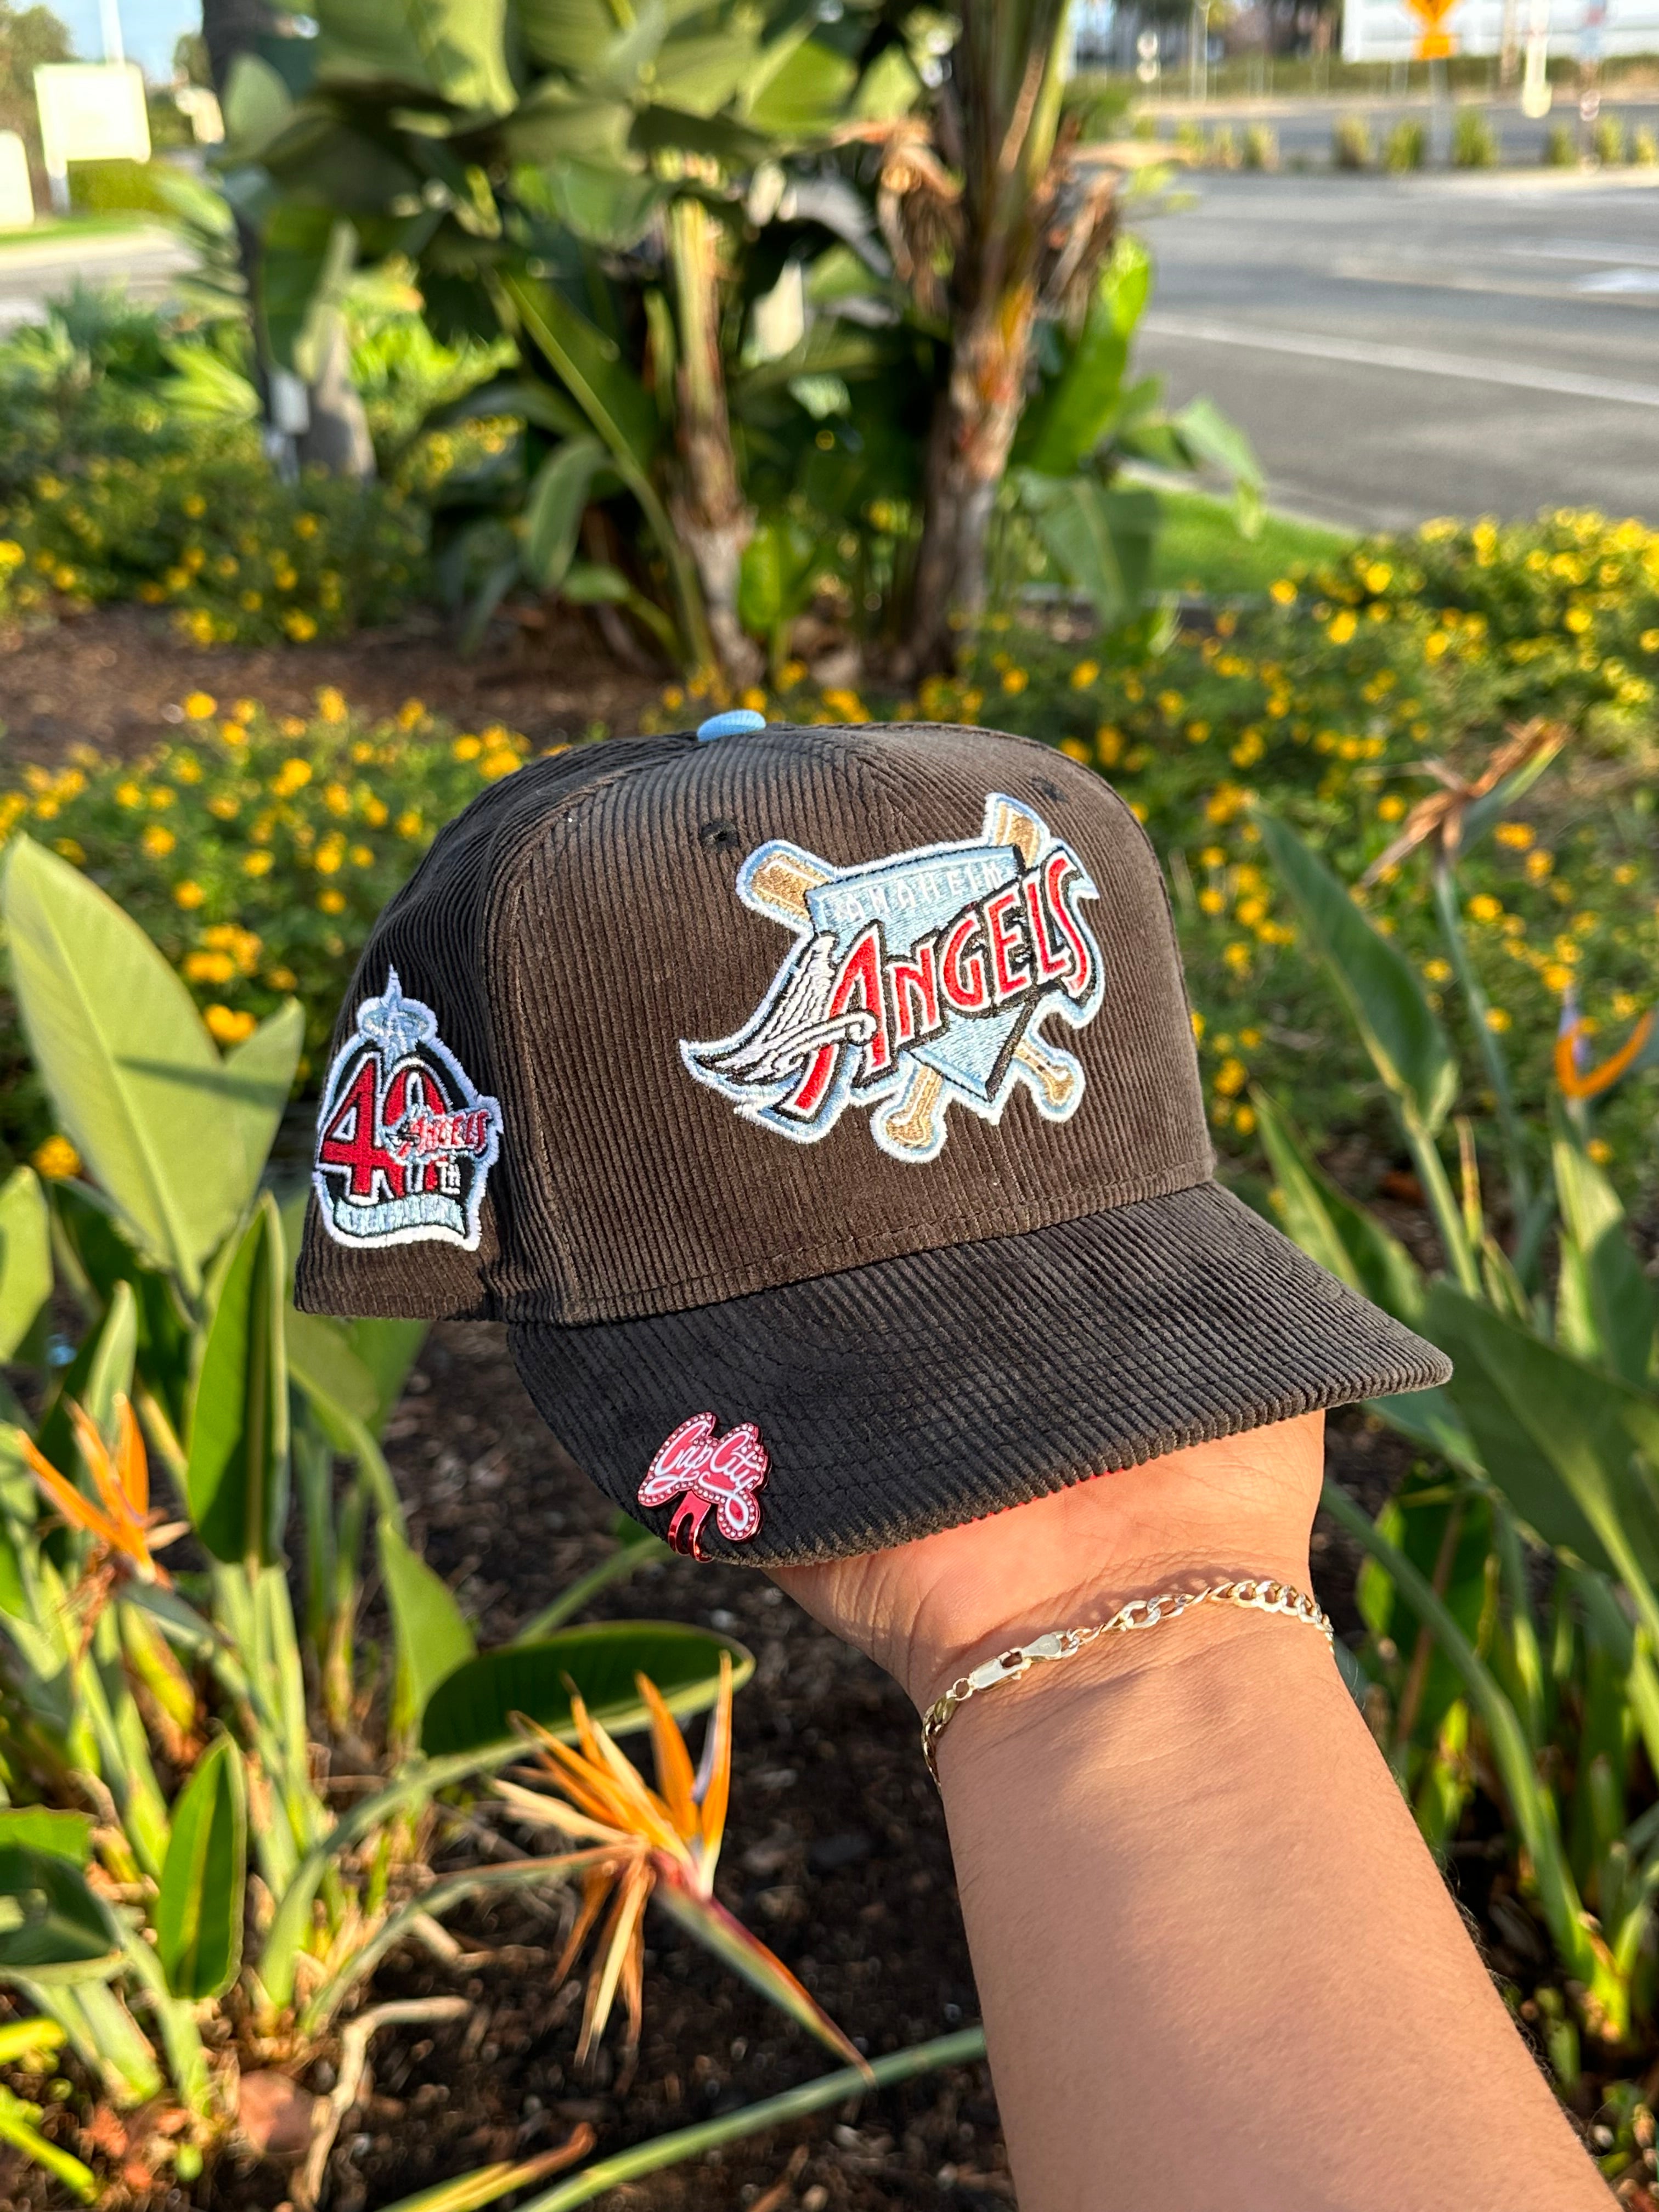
[295,717,1449,1564]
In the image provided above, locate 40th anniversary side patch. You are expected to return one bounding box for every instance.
[682,792,1104,1163]
[314,970,502,1250]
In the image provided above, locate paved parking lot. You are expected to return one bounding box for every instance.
[1136,168,1659,528]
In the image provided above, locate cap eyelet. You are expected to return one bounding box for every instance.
[699,818,742,852]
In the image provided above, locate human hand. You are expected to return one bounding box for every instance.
[770,1410,1325,1712]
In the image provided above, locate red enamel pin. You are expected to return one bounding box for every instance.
[638,1413,769,1558]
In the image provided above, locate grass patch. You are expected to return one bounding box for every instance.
[1151,486,1353,597]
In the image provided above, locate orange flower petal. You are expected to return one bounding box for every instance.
[636,1673,698,1842]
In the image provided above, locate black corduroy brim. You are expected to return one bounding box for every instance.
[509,1180,1451,1566]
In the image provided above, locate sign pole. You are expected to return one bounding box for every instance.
[98,0,125,66]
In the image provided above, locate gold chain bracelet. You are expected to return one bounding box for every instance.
[919,1577,1334,1784]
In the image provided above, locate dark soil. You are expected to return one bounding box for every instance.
[0,603,662,763]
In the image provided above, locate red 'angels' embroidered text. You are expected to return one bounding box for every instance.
[637,1413,769,1558]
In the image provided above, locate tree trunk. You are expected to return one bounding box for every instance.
[667,195,762,686]
[901,281,1039,679]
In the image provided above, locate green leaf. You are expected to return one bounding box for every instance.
[346,1318,427,1434]
[501,274,659,478]
[286,1307,381,1427]
[501,83,636,163]
[32,1280,136,1485]
[517,0,630,71]
[1251,1088,1426,1324]
[379,1520,477,1730]
[522,435,610,590]
[542,161,668,251]
[0,1169,50,1364]
[1553,1136,1655,1386]
[651,27,763,117]
[1017,474,1158,631]
[154,1737,246,2002]
[312,0,516,115]
[561,560,635,604]
[1018,241,1148,477]
[1,838,256,1293]
[185,1198,289,1567]
[1427,1284,1659,1591]
[746,35,859,132]
[0,1847,117,1978]
[47,1189,193,1434]
[222,1002,304,1201]
[0,1810,91,1866]
[421,1622,752,1756]
[221,52,295,158]
[1254,811,1459,1135]
[738,515,820,635]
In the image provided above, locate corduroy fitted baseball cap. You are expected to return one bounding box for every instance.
[295,715,1449,1564]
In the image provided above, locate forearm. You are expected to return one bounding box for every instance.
[935,1611,1609,2212]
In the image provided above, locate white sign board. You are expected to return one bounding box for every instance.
[33,64,150,207]
[1344,0,1659,58]
[0,133,33,230]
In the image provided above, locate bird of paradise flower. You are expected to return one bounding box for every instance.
[18,1397,187,1641]
[494,1656,871,2080]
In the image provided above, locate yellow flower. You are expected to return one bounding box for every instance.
[0,539,24,571]
[185,951,236,984]
[1483,1007,1511,1033]
[173,880,206,910]
[1198,884,1226,916]
[1269,579,1296,606]
[349,843,373,867]
[1378,794,1407,822]
[1543,962,1574,991]
[452,735,483,762]
[273,758,313,798]
[1494,821,1533,849]
[1186,720,1211,746]
[396,809,423,839]
[1236,897,1267,927]
[1070,660,1099,689]
[233,699,258,723]
[1466,894,1503,923]
[1526,849,1554,881]
[31,1134,80,1181]
[1423,958,1452,984]
[1326,611,1357,645]
[1059,738,1089,763]
[1222,942,1251,974]
[1200,845,1226,868]
[1157,691,1184,720]
[266,964,297,991]
[740,686,768,713]
[317,686,348,724]
[294,514,320,539]
[1424,631,1450,663]
[1363,562,1392,595]
[284,611,318,641]
[1233,1103,1256,1135]
[1587,1138,1613,1165]
[183,493,206,519]
[242,851,274,878]
[183,691,216,720]
[53,837,85,865]
[1094,727,1122,766]
[115,781,143,809]
[1565,605,1593,634]
[1215,1057,1248,1097]
[317,888,346,915]
[1000,668,1028,694]
[140,825,177,859]
[1190,1009,1205,1042]
[204,1005,256,1044]
[323,782,352,817]
[149,787,175,811]
[481,751,520,782]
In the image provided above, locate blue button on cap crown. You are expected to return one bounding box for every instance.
[696,709,767,743]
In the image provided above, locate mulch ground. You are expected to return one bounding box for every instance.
[0,603,663,763]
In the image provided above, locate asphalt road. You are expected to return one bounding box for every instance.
[0,225,190,333]
[1135,169,1659,528]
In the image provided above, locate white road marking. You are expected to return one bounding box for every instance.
[1141,311,1659,409]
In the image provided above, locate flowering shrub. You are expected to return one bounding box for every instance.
[0,446,426,645]
[3,507,1655,1192]
[1,692,548,1115]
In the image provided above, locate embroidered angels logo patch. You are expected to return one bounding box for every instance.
[638,1413,769,1559]
[681,793,1103,1162]
[314,970,503,1250]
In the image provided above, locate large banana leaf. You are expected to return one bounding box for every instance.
[1251,1088,1426,1324]
[0,1169,49,1364]
[154,1736,246,2002]
[1254,811,1459,1137]
[1015,473,1158,633]
[523,434,611,590]
[1427,1284,1659,1594]
[312,0,516,116]
[421,1621,752,1755]
[185,1198,289,1567]
[1017,239,1149,478]
[1,839,285,1295]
